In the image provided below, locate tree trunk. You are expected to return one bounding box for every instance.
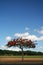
[21,44,24,62]
[22,47,24,62]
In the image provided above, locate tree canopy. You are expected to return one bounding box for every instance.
[6,37,36,49]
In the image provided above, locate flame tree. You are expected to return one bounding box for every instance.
[6,37,36,62]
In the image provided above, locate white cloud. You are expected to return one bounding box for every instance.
[14,32,43,41]
[7,47,21,51]
[38,30,43,34]
[34,28,43,34]
[1,45,21,51]
[38,36,43,40]
[1,45,7,50]
[6,36,11,41]
[40,46,43,49]
[14,32,29,38]
[26,35,38,41]
[25,27,29,31]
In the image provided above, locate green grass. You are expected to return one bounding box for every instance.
[24,55,43,58]
[0,55,43,58]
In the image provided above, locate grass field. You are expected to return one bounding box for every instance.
[0,55,43,58]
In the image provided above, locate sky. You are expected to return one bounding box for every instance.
[0,0,43,52]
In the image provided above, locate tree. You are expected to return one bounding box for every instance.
[6,37,36,62]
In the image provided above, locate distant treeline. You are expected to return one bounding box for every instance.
[0,49,43,56]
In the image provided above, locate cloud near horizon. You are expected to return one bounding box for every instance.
[14,32,43,41]
[2,46,21,51]
[38,30,43,34]
[34,26,43,34]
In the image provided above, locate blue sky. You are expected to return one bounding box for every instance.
[0,0,43,52]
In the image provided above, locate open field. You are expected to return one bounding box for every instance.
[0,56,43,64]
[0,55,43,58]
